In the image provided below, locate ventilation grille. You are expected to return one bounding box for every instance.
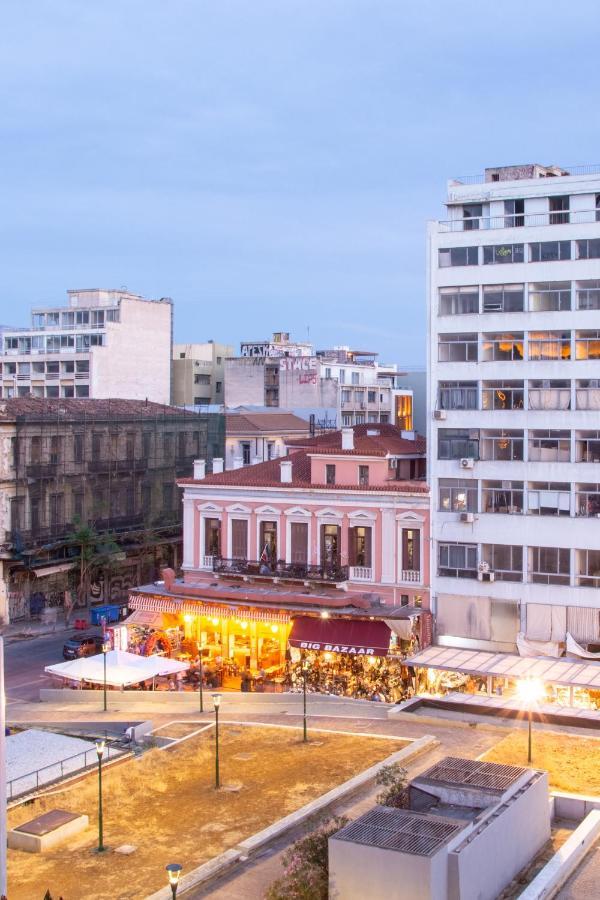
[421,757,526,792]
[334,807,462,857]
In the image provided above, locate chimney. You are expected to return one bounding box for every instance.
[233,456,243,470]
[280,459,293,483]
[212,457,224,474]
[193,459,206,480]
[341,427,354,451]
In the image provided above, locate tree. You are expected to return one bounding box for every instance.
[66,519,120,608]
[375,763,409,808]
[265,816,348,900]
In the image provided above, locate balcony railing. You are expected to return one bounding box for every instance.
[349,565,373,582]
[201,554,214,569]
[213,557,349,584]
[401,569,421,583]
[438,209,600,233]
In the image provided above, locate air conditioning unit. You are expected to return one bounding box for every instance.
[460,457,475,469]
[478,561,490,574]
[433,409,447,420]
[459,512,474,523]
[477,571,495,582]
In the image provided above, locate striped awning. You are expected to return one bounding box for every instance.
[128,592,290,625]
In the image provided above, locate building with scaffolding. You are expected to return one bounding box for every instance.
[0,397,224,622]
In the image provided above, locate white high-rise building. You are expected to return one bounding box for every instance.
[427,163,600,653]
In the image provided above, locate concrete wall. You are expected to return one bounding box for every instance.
[447,773,551,900]
[224,358,267,406]
[91,297,172,403]
[329,838,447,900]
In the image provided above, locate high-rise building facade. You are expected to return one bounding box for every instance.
[428,164,600,653]
[1,288,173,404]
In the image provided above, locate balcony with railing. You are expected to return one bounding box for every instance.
[349,565,373,582]
[438,208,600,233]
[213,557,349,585]
[401,569,421,583]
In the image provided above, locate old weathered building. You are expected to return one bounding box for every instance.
[0,398,224,622]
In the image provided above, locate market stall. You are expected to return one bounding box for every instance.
[45,650,189,689]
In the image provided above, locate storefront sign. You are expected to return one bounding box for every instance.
[297,640,376,655]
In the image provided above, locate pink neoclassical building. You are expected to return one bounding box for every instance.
[128,424,431,697]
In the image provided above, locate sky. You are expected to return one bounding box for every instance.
[2,0,600,365]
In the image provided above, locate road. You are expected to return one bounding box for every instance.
[3,628,101,704]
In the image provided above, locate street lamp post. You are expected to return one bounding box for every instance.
[302,658,309,743]
[212,693,221,788]
[198,645,204,714]
[166,863,182,899]
[516,678,544,764]
[102,638,110,712]
[96,739,106,852]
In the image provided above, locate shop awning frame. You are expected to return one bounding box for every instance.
[406,645,600,691]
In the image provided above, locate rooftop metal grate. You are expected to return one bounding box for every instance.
[333,807,463,857]
[420,757,526,793]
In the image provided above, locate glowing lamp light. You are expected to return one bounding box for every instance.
[324,652,333,661]
[320,611,330,619]
[240,621,248,630]
[270,624,279,634]
[516,677,545,705]
[184,614,193,623]
[211,618,220,626]
[95,739,106,759]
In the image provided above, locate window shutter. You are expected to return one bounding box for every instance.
[231,519,248,559]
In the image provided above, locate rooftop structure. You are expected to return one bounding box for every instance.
[1,288,173,404]
[224,409,312,469]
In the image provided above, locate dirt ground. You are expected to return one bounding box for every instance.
[483,729,600,794]
[8,725,407,900]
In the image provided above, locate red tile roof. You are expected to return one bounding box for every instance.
[286,423,426,457]
[179,447,428,493]
[0,397,203,422]
[226,411,311,436]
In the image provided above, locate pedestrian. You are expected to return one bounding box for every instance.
[176,671,184,692]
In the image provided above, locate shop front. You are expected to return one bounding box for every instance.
[127,589,423,699]
[406,644,600,717]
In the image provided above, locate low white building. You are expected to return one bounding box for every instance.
[329,756,550,900]
[225,409,312,467]
[1,288,173,404]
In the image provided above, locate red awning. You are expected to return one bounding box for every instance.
[289,617,391,657]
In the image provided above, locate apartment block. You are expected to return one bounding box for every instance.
[428,163,600,652]
[171,340,234,406]
[1,288,173,404]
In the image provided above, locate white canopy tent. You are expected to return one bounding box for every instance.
[45,650,189,687]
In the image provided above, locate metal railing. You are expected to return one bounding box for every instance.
[213,556,349,584]
[7,743,122,801]
[438,208,600,233]
[450,164,600,185]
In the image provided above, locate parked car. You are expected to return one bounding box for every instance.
[63,634,104,660]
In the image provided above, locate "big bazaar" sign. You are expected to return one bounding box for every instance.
[297,640,376,655]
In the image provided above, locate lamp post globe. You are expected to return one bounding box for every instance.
[166,863,183,900]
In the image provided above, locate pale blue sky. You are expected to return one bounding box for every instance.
[2,1,599,364]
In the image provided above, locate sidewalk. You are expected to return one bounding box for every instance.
[1,613,75,645]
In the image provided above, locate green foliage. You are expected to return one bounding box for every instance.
[375,763,409,808]
[265,815,348,900]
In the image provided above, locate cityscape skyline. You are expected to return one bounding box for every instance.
[3,0,600,363]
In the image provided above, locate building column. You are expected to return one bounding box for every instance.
[181,498,195,570]
[381,510,396,584]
